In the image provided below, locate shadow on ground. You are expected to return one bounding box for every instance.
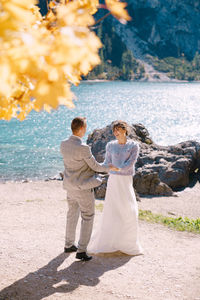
[0,252,131,300]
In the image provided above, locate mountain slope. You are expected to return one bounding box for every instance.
[37,0,200,81]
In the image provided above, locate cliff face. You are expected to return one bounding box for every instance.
[115,0,200,60]
[38,1,200,60]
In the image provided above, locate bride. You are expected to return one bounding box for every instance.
[88,121,143,255]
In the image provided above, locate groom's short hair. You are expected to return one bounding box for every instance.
[71,117,86,133]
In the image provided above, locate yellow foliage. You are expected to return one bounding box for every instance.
[0,0,130,120]
[0,0,37,34]
[106,0,131,23]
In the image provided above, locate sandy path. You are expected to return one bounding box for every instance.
[139,181,200,219]
[0,181,200,300]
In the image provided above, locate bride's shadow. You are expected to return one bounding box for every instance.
[0,252,131,300]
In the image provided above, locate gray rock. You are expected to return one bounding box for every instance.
[87,122,200,196]
[120,0,200,60]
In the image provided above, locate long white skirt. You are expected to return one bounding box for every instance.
[88,174,143,255]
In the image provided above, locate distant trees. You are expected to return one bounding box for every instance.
[149,52,200,81]
[120,50,145,80]
[86,23,145,80]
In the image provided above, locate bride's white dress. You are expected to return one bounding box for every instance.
[88,174,143,255]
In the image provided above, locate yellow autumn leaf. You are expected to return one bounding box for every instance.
[56,2,95,27]
[105,0,131,23]
[17,100,34,120]
[0,0,129,120]
[49,1,57,9]
[2,0,37,27]
[32,79,74,110]
[43,104,52,113]
[0,97,18,120]
[76,0,99,15]
[0,63,13,97]
[30,3,43,21]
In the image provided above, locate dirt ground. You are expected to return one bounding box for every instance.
[0,180,200,300]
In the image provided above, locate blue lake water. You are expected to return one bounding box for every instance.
[0,81,200,181]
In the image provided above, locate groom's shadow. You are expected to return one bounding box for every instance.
[0,252,132,300]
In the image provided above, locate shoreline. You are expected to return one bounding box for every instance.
[0,179,199,219]
[81,79,198,83]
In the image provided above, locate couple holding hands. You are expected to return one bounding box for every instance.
[60,117,143,261]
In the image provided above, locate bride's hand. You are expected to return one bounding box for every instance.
[109,164,120,172]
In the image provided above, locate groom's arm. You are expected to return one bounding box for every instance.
[82,145,110,173]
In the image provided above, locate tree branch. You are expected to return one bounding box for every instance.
[46,0,49,10]
[93,11,111,27]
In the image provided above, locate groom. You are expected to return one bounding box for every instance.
[60,117,117,261]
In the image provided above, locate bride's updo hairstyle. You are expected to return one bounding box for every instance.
[112,120,130,136]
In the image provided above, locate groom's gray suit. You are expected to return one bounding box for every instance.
[60,135,109,253]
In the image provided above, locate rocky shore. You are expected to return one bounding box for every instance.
[86,122,200,198]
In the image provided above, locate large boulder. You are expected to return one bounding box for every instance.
[133,171,173,196]
[87,122,200,197]
[87,122,153,162]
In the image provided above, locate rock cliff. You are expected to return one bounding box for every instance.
[38,1,200,60]
[115,0,200,60]
[87,122,200,198]
[38,1,200,80]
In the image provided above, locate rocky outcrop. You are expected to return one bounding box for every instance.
[87,122,200,198]
[38,0,200,61]
[114,0,200,60]
[38,0,200,81]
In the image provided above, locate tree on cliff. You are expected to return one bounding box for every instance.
[0,0,130,121]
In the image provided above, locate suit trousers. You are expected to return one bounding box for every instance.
[65,188,95,253]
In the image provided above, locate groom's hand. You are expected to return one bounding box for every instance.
[109,164,120,172]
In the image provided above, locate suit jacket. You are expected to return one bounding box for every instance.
[60,135,109,191]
